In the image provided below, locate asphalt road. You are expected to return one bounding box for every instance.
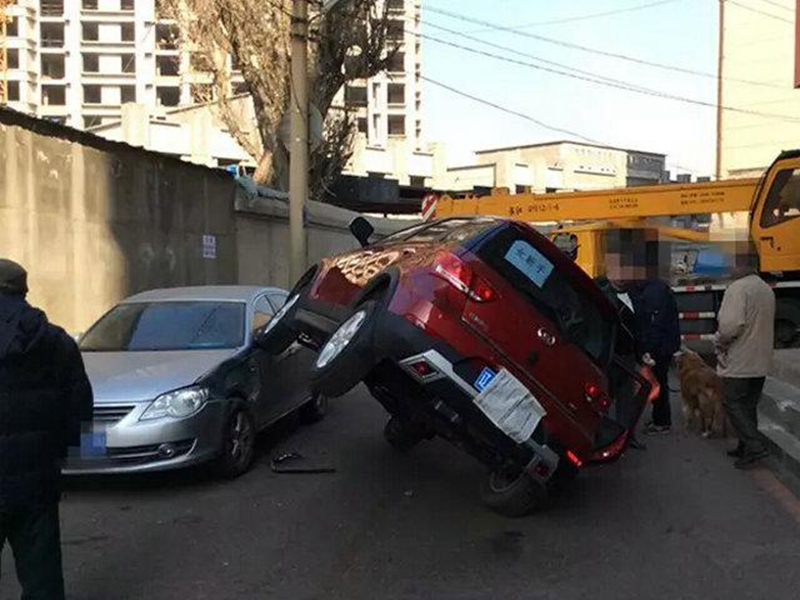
[2,384,800,600]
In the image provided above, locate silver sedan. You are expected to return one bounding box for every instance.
[64,286,326,477]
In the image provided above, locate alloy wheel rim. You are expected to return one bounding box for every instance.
[230,412,253,463]
[316,310,367,369]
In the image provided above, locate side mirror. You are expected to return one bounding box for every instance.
[349,217,374,248]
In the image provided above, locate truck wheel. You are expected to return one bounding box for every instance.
[480,469,550,517]
[311,300,381,398]
[775,299,800,349]
[383,417,422,452]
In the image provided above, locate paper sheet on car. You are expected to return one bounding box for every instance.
[473,368,546,444]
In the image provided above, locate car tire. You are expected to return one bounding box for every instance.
[480,469,550,517]
[311,300,381,398]
[214,405,257,479]
[383,416,422,452]
[300,393,329,423]
[255,293,302,355]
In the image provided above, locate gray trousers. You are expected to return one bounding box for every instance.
[722,376,767,454]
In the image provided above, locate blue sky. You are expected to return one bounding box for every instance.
[420,0,719,175]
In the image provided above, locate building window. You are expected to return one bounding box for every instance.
[121,0,135,10]
[120,85,136,103]
[41,54,65,79]
[387,20,404,42]
[82,0,99,9]
[388,115,405,136]
[357,117,367,134]
[7,81,20,102]
[45,116,67,125]
[122,54,136,73]
[41,85,66,106]
[84,115,102,128]
[82,22,99,42]
[344,85,367,106]
[7,49,19,70]
[82,53,99,72]
[41,22,65,48]
[410,176,426,188]
[387,83,404,105]
[157,56,179,76]
[232,80,248,95]
[157,86,180,106]
[7,17,18,37]
[156,24,179,49]
[83,84,101,104]
[190,52,213,73]
[41,1,65,17]
[387,52,404,73]
[387,0,405,10]
[121,23,135,42]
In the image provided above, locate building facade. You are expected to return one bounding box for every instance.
[719,0,799,178]
[434,141,665,194]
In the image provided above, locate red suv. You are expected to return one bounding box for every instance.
[260,217,655,516]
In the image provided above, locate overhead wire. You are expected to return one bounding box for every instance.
[750,0,794,12]
[726,0,795,23]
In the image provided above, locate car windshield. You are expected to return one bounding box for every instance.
[79,301,246,352]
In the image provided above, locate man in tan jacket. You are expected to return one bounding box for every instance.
[715,249,776,469]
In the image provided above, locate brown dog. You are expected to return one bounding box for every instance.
[678,350,727,437]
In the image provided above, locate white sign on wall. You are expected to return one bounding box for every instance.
[202,234,217,260]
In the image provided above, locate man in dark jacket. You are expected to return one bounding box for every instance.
[0,259,93,600]
[605,230,681,434]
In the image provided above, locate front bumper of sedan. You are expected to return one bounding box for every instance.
[62,400,228,475]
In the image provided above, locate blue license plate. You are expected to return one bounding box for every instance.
[475,367,497,392]
[80,431,107,458]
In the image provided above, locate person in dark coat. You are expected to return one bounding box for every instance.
[0,259,93,600]
[605,230,681,435]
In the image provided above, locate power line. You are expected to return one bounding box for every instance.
[423,17,786,91]
[425,5,785,82]
[421,75,603,143]
[751,0,795,12]
[726,0,795,23]
[416,27,800,124]
[466,0,682,31]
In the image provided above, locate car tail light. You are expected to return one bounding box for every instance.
[432,252,497,303]
[566,449,583,468]
[639,365,660,403]
[591,430,630,463]
[584,382,611,412]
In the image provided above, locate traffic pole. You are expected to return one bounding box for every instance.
[289,0,309,285]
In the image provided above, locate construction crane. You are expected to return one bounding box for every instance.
[0,0,15,105]
[434,150,800,348]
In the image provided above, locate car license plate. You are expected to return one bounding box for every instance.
[473,368,546,444]
[80,430,107,458]
[474,367,497,392]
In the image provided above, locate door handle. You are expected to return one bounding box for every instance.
[761,236,775,249]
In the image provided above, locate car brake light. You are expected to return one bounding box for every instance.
[584,382,611,412]
[566,449,583,468]
[432,252,496,303]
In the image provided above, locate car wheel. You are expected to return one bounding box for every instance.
[255,293,301,355]
[383,416,422,452]
[214,405,257,479]
[311,300,381,398]
[480,469,550,517]
[300,393,329,423]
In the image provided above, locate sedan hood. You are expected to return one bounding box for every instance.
[82,349,240,403]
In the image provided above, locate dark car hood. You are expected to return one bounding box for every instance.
[82,349,240,403]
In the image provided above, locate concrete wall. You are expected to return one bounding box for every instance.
[235,189,411,290]
[0,109,238,334]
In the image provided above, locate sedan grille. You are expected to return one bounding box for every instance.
[93,405,135,424]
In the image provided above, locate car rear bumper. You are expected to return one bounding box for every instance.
[62,401,226,475]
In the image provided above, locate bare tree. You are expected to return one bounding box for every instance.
[160,0,395,198]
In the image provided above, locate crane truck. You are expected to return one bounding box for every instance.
[432,150,800,348]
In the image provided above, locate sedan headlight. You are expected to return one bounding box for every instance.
[140,387,209,421]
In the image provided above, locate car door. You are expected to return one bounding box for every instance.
[267,292,313,411]
[251,295,295,426]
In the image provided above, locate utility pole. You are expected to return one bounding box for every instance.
[715,0,725,180]
[289,0,309,285]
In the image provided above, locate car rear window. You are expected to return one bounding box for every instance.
[476,226,614,366]
[379,218,496,244]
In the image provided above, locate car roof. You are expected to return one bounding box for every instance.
[121,285,287,304]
